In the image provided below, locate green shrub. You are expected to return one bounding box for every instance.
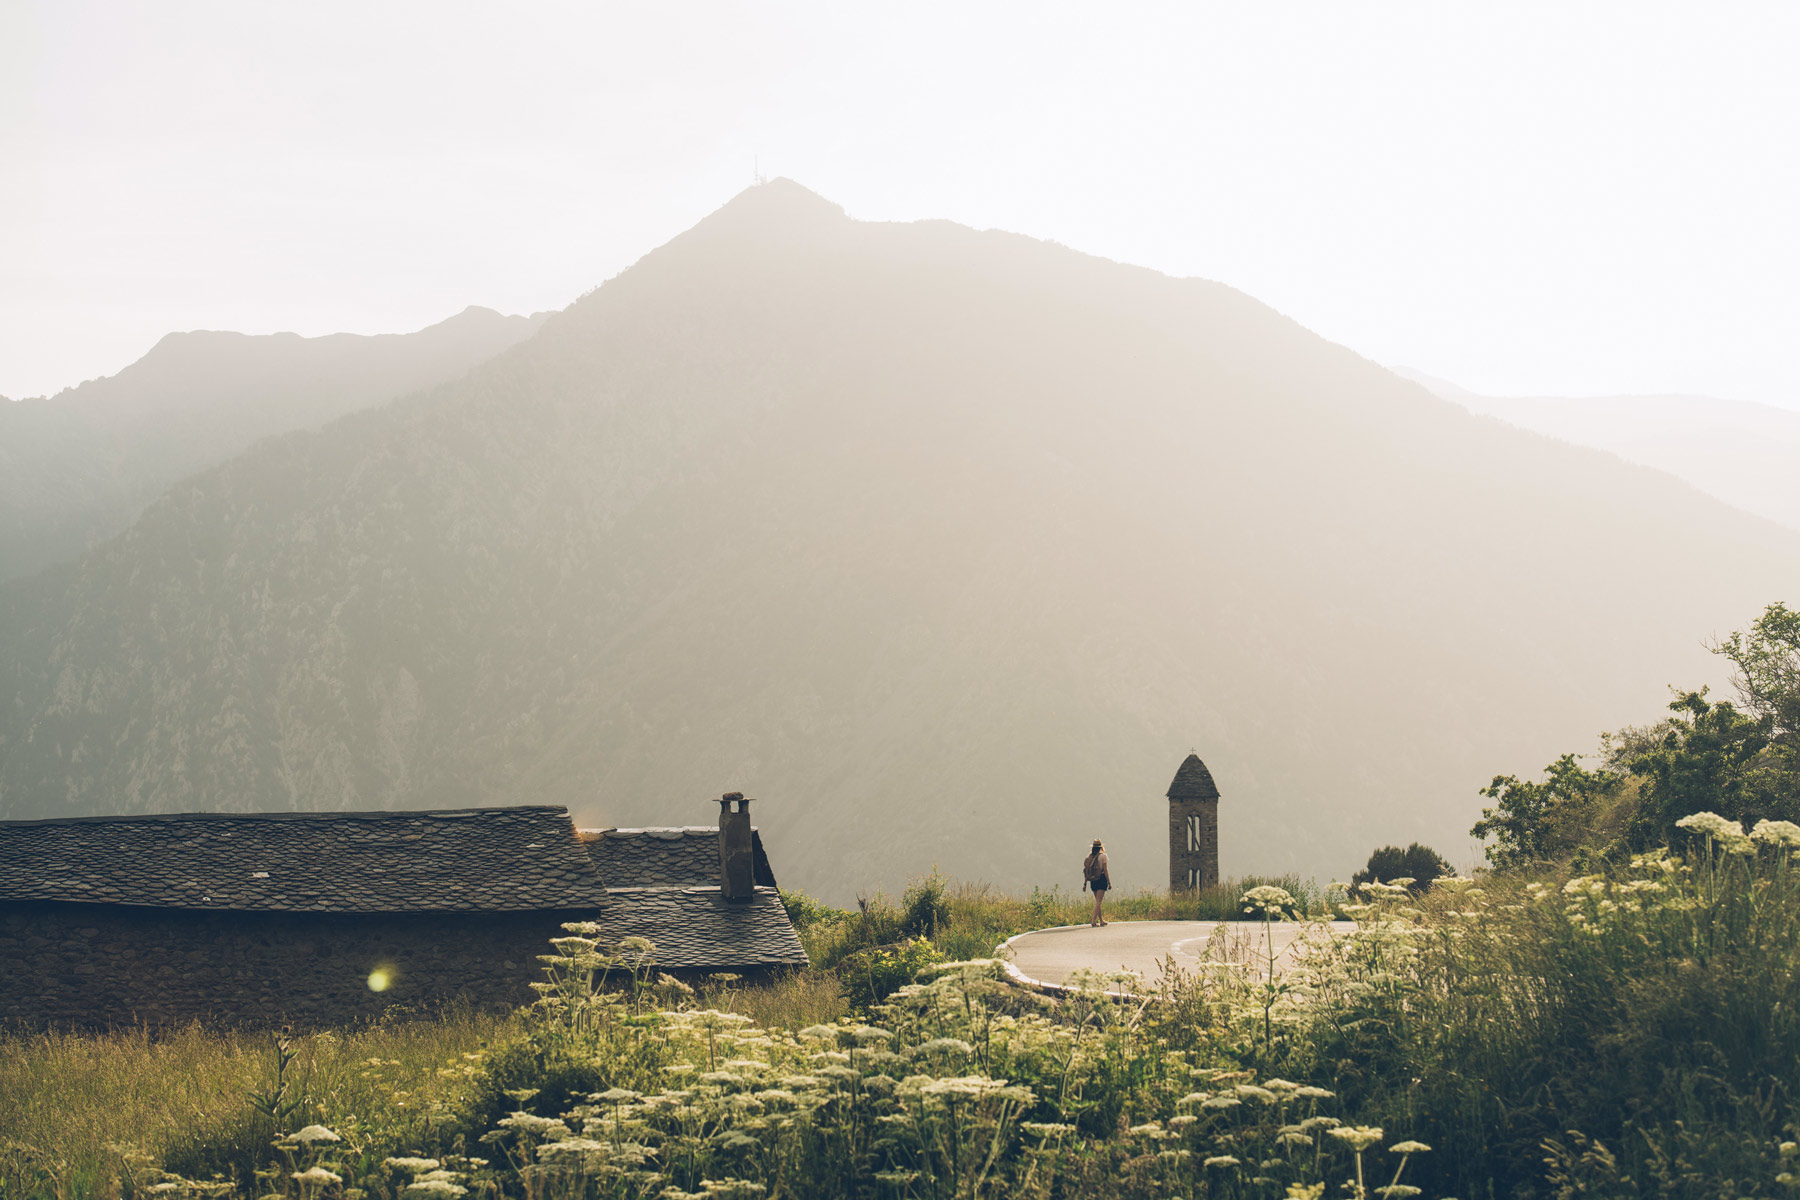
[901,869,952,937]
[837,935,944,1009]
[777,888,851,929]
[1194,873,1335,919]
[1348,843,1453,894]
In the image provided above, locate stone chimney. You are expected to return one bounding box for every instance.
[718,792,755,902]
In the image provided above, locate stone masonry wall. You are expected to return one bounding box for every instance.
[1168,799,1219,891]
[0,900,599,1029]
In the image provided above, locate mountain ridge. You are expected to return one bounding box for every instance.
[0,305,549,580]
[1397,367,1800,533]
[3,180,1796,900]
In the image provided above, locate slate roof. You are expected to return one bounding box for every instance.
[0,806,607,913]
[602,886,808,969]
[582,826,779,890]
[580,826,804,968]
[1166,753,1221,801]
[0,805,809,971]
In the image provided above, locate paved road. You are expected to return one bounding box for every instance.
[1002,919,1357,990]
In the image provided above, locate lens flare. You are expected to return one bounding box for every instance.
[367,966,393,993]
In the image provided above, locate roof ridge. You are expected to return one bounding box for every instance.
[0,806,571,829]
[591,825,737,835]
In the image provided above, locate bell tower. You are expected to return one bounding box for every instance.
[1167,753,1220,890]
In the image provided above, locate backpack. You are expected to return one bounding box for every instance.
[1082,854,1101,882]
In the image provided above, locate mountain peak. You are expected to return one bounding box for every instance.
[683,178,850,243]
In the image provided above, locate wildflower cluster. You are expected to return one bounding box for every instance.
[426,927,1429,1199]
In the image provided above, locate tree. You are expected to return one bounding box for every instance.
[1714,600,1800,735]
[1470,603,1800,870]
[1471,753,1621,870]
[1351,843,1454,893]
[1623,689,1781,848]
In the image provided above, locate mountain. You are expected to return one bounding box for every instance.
[0,306,548,580]
[1398,369,1800,534]
[4,180,1798,901]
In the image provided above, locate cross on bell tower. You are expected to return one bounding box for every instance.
[1167,753,1220,890]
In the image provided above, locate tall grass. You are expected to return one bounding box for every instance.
[0,1008,514,1199]
[1265,825,1800,1196]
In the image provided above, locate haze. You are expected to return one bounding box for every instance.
[5,7,1800,902]
[6,3,1800,410]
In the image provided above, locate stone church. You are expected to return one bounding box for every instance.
[1166,752,1221,889]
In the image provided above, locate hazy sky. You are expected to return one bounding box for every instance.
[5,2,1798,409]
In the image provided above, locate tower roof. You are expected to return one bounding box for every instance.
[1166,753,1220,801]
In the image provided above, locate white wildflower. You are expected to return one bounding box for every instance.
[1676,811,1753,852]
[1241,885,1297,912]
[919,1075,1007,1098]
[287,1125,341,1146]
[291,1168,343,1186]
[404,1181,467,1199]
[915,1038,974,1056]
[1328,1125,1384,1151]
[495,1112,570,1138]
[1753,820,1800,849]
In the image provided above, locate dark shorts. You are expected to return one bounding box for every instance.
[1092,874,1110,892]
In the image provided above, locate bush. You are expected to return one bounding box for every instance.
[1195,873,1336,919]
[778,888,850,929]
[1349,842,1452,893]
[836,935,944,1009]
[901,869,952,938]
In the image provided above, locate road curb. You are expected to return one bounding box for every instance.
[995,923,1145,999]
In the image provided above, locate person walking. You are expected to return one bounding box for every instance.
[1082,839,1111,926]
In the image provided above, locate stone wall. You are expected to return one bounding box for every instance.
[1168,798,1219,890]
[0,900,598,1029]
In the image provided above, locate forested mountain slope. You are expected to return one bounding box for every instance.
[4,181,1796,900]
[0,306,546,579]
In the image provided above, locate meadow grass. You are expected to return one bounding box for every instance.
[0,1008,516,1199]
[5,835,1799,1199]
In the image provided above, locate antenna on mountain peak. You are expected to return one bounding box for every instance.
[753,156,766,186]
